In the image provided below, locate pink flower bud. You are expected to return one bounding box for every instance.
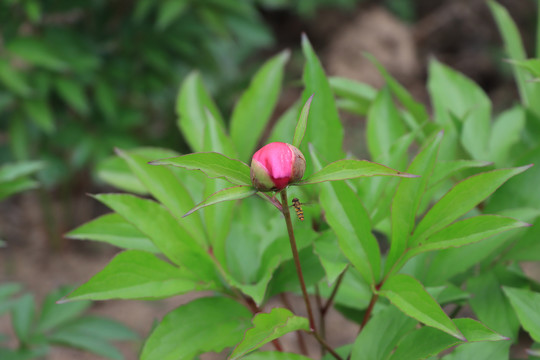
[250,142,306,192]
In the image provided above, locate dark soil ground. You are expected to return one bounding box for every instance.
[2,1,539,359]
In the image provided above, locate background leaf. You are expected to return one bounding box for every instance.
[141,297,251,360]
[230,308,310,360]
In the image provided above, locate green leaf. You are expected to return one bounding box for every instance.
[203,108,237,157]
[428,60,491,160]
[380,274,464,340]
[301,34,344,169]
[468,272,520,340]
[0,59,31,96]
[366,54,429,131]
[430,160,492,187]
[48,331,123,360]
[413,165,531,243]
[292,94,314,149]
[149,152,251,186]
[268,101,300,144]
[329,76,376,116]
[54,77,89,115]
[319,179,380,285]
[23,98,55,133]
[407,215,528,256]
[503,287,540,343]
[118,150,207,247]
[94,80,117,120]
[489,1,540,115]
[65,250,207,301]
[230,308,310,360]
[231,50,289,161]
[507,58,540,78]
[184,185,256,217]
[243,351,311,360]
[0,161,44,183]
[0,177,38,201]
[386,132,442,273]
[489,105,525,166]
[443,341,511,360]
[301,159,417,185]
[38,286,91,332]
[94,194,217,283]
[66,213,159,253]
[176,72,224,152]
[11,294,35,343]
[351,305,417,360]
[7,37,67,71]
[53,316,138,341]
[156,0,188,30]
[388,318,507,360]
[366,87,406,161]
[141,297,251,360]
[313,231,348,284]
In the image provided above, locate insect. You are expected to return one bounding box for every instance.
[291,198,304,221]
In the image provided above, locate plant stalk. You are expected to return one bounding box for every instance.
[280,190,317,332]
[280,293,309,356]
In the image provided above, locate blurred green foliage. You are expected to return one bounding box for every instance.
[0,0,368,189]
[0,283,138,360]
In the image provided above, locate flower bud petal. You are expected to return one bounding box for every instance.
[250,142,306,191]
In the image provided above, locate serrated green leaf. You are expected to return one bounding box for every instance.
[230,308,310,360]
[150,152,251,186]
[413,165,531,243]
[301,159,416,185]
[184,185,256,217]
[66,250,207,301]
[176,72,224,152]
[231,51,289,161]
[118,150,207,247]
[386,132,442,273]
[380,274,463,340]
[94,194,217,283]
[503,287,540,343]
[66,213,159,253]
[141,297,251,360]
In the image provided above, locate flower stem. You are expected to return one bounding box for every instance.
[280,190,317,332]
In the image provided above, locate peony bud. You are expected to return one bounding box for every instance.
[250,142,306,192]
